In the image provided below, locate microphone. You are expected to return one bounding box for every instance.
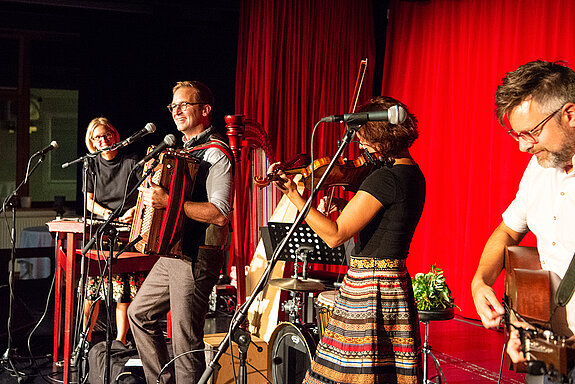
[115,123,156,148]
[319,105,407,125]
[136,134,176,167]
[33,141,59,157]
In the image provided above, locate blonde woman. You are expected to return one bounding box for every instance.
[82,117,145,345]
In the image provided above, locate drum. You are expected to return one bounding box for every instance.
[314,290,338,339]
[269,322,318,384]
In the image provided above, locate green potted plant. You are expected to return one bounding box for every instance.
[412,264,459,321]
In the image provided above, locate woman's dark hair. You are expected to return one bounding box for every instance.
[357,96,419,157]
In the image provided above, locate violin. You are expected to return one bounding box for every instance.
[253,151,388,192]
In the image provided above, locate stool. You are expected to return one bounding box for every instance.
[418,307,454,384]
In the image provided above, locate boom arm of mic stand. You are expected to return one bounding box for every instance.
[61,151,98,169]
[197,123,360,384]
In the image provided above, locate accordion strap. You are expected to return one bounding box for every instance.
[188,138,233,163]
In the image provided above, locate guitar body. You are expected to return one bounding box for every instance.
[504,246,575,377]
[505,246,551,326]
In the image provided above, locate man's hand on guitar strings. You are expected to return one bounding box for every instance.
[473,284,505,329]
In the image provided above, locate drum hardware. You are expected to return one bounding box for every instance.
[265,223,347,332]
[269,244,325,292]
[295,245,314,278]
[275,245,326,322]
[281,296,302,323]
[306,269,345,291]
[269,277,325,292]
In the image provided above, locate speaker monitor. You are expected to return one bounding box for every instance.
[203,332,268,384]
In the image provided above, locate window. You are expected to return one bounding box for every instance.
[0,34,79,207]
[28,89,78,203]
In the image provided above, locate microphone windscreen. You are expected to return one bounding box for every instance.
[387,105,407,125]
[164,134,176,146]
[145,123,157,133]
[396,106,407,124]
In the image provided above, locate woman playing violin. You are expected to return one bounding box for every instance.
[269,96,426,384]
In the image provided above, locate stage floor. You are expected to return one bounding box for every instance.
[0,313,527,383]
[0,274,527,383]
[421,315,525,384]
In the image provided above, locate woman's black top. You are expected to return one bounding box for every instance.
[85,152,139,216]
[353,164,426,260]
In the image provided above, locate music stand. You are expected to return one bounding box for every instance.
[268,221,347,324]
[267,222,347,266]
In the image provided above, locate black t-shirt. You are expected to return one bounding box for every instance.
[353,164,426,260]
[84,152,139,216]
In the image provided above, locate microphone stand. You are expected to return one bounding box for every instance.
[197,122,361,384]
[70,155,95,380]
[103,225,117,384]
[63,150,102,381]
[80,159,157,384]
[0,153,50,383]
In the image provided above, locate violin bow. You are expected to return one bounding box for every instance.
[324,58,368,215]
[349,58,368,112]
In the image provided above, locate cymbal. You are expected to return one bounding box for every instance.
[269,278,326,292]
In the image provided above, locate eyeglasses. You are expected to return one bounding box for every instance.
[507,107,562,144]
[92,132,113,141]
[166,101,204,113]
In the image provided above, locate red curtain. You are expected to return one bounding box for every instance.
[234,0,574,319]
[234,0,376,268]
[382,0,575,319]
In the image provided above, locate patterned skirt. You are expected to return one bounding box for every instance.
[85,272,147,303]
[303,257,422,384]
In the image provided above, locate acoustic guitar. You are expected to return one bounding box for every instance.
[504,246,575,378]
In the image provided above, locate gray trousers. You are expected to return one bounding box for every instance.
[128,250,223,383]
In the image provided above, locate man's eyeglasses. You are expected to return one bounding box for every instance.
[166,102,204,113]
[507,107,562,144]
[92,132,113,141]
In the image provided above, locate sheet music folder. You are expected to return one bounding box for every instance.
[265,222,347,265]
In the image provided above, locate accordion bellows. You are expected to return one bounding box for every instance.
[129,148,200,259]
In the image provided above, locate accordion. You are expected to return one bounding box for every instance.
[129,148,200,258]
